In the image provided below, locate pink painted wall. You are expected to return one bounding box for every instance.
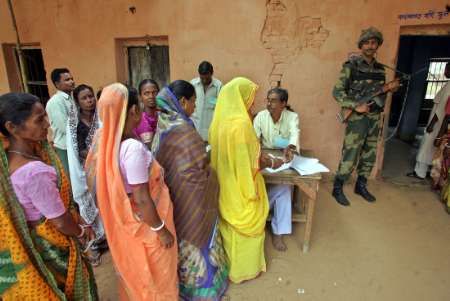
[1,0,449,174]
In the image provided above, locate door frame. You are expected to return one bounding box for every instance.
[376,24,450,177]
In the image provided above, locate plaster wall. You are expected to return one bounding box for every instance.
[1,0,449,173]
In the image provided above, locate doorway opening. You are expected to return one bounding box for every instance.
[382,34,450,184]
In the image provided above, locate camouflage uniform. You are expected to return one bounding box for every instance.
[333,55,386,182]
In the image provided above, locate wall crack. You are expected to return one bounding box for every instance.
[261,0,330,87]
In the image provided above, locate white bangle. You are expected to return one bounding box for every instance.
[270,158,275,169]
[77,224,85,238]
[150,220,165,232]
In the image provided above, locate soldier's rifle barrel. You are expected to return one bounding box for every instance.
[380,63,431,81]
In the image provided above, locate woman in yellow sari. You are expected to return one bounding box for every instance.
[85,83,178,300]
[0,92,97,300]
[209,77,284,283]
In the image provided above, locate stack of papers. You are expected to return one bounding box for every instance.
[265,155,329,175]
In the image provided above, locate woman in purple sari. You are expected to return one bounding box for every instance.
[152,80,229,300]
[134,79,159,149]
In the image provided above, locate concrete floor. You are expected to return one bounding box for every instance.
[382,137,415,179]
[93,178,450,301]
[382,136,430,187]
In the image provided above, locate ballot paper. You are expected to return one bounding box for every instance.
[265,154,329,175]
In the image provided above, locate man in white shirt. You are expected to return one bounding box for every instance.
[46,68,75,176]
[190,61,222,141]
[254,87,300,251]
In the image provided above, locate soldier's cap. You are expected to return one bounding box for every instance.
[358,27,383,49]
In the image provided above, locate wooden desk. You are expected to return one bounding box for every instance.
[261,150,321,253]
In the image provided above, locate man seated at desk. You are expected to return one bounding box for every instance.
[253,87,300,251]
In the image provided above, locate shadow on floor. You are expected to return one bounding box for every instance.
[382,137,430,187]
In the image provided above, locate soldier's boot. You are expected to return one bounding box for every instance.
[354,175,376,202]
[332,178,350,206]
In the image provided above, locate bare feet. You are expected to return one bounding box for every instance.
[272,234,287,251]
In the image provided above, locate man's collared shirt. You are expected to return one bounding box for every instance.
[46,90,75,150]
[190,77,222,141]
[253,109,300,150]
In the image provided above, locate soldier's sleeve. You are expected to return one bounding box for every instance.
[332,64,357,109]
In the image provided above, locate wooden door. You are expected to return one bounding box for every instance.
[127,45,170,90]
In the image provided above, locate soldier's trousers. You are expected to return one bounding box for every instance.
[335,113,380,182]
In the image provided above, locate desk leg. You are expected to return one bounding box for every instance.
[302,182,318,253]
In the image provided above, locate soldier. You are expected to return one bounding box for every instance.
[332,27,400,206]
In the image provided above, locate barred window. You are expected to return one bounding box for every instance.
[419,59,450,126]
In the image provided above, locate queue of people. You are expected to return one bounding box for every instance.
[1,26,447,300]
[0,65,296,300]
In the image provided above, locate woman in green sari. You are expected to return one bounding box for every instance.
[0,92,97,300]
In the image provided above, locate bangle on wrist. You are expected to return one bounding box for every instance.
[151,220,165,232]
[270,158,275,169]
[77,224,85,238]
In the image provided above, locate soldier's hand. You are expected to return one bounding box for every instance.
[355,103,370,113]
[382,79,401,93]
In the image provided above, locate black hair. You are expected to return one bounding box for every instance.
[0,93,40,137]
[96,88,103,100]
[168,80,196,101]
[51,68,70,86]
[268,87,288,102]
[73,84,94,103]
[198,61,214,75]
[126,85,139,112]
[138,79,160,95]
[268,87,293,111]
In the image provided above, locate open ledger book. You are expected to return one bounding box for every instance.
[265,154,329,176]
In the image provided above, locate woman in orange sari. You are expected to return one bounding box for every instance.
[0,92,97,300]
[85,83,178,300]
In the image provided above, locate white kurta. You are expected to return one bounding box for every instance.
[416,82,450,166]
[253,109,300,150]
[190,77,222,141]
[253,109,300,235]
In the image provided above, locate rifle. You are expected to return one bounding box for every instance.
[336,77,406,123]
[336,64,430,123]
